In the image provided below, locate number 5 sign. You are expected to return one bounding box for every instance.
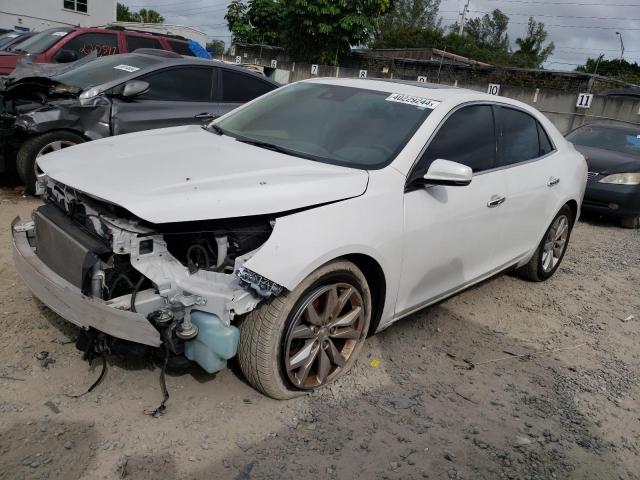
[487,83,500,95]
[576,93,593,109]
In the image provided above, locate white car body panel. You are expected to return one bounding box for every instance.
[36,125,369,224]
[34,78,587,336]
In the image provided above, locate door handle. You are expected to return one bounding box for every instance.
[548,177,560,187]
[487,195,506,208]
[195,112,217,120]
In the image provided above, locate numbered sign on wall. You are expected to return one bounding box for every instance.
[359,70,368,78]
[576,93,593,109]
[235,56,241,64]
[417,76,427,83]
[487,84,500,95]
[311,64,319,75]
[270,59,278,68]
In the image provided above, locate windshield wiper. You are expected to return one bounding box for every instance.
[203,123,225,136]
[236,138,293,155]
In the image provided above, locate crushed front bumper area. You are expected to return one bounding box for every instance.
[12,216,162,347]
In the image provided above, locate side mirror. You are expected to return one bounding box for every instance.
[122,80,150,98]
[55,49,78,63]
[423,159,472,186]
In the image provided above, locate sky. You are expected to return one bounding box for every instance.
[120,0,640,70]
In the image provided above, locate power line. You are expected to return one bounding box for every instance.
[487,0,640,6]
[470,9,640,22]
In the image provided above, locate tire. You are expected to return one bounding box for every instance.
[16,131,85,195]
[620,216,640,229]
[517,205,574,282]
[237,260,372,399]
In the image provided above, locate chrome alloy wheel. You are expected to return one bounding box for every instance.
[541,214,569,273]
[284,283,366,389]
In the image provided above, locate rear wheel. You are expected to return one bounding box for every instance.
[237,260,371,399]
[518,205,573,282]
[620,216,640,229]
[16,131,84,195]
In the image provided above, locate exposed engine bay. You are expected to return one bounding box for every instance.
[20,176,284,375]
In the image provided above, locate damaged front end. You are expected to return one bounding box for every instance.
[12,177,283,374]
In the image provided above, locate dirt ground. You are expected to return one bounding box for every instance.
[0,185,638,480]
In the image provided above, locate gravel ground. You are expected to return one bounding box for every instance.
[0,186,638,480]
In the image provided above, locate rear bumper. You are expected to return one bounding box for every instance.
[583,180,640,218]
[11,217,162,347]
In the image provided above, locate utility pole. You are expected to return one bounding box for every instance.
[458,0,470,36]
[615,32,625,60]
[592,53,604,76]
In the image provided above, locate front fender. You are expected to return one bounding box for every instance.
[244,169,405,326]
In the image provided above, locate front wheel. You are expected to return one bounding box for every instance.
[16,131,85,195]
[517,205,573,282]
[237,260,372,399]
[620,216,640,229]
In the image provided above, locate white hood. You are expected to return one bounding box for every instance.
[38,125,369,224]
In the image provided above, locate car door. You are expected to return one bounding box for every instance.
[395,104,509,316]
[51,32,119,63]
[111,66,219,135]
[494,106,560,262]
[218,68,277,116]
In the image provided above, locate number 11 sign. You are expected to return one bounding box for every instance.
[576,93,593,109]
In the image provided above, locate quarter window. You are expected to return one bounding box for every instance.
[54,32,118,61]
[497,107,548,166]
[64,0,88,13]
[126,35,163,52]
[415,105,496,177]
[168,40,194,56]
[139,67,214,102]
[222,70,274,102]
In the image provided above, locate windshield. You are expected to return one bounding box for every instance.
[567,125,640,157]
[52,54,161,89]
[13,27,73,54]
[0,32,20,49]
[215,82,435,169]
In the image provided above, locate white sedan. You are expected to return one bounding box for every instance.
[13,78,587,399]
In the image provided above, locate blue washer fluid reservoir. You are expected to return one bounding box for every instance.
[184,311,240,374]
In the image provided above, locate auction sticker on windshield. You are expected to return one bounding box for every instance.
[113,64,140,73]
[386,93,440,109]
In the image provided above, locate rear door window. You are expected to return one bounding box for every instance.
[414,104,496,176]
[497,107,542,166]
[168,40,194,56]
[221,69,274,103]
[126,35,163,52]
[139,67,214,102]
[55,32,119,61]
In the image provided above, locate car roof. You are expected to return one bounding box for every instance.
[73,51,280,90]
[577,122,639,132]
[303,77,533,109]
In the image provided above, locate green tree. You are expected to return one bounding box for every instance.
[464,9,509,51]
[283,0,391,63]
[381,0,441,30]
[116,3,164,23]
[138,8,165,23]
[576,58,640,84]
[226,0,391,63]
[206,40,227,55]
[513,17,554,68]
[117,3,141,22]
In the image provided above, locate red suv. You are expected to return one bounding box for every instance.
[0,26,196,76]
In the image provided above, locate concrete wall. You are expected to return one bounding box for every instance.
[0,0,116,31]
[219,52,640,134]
